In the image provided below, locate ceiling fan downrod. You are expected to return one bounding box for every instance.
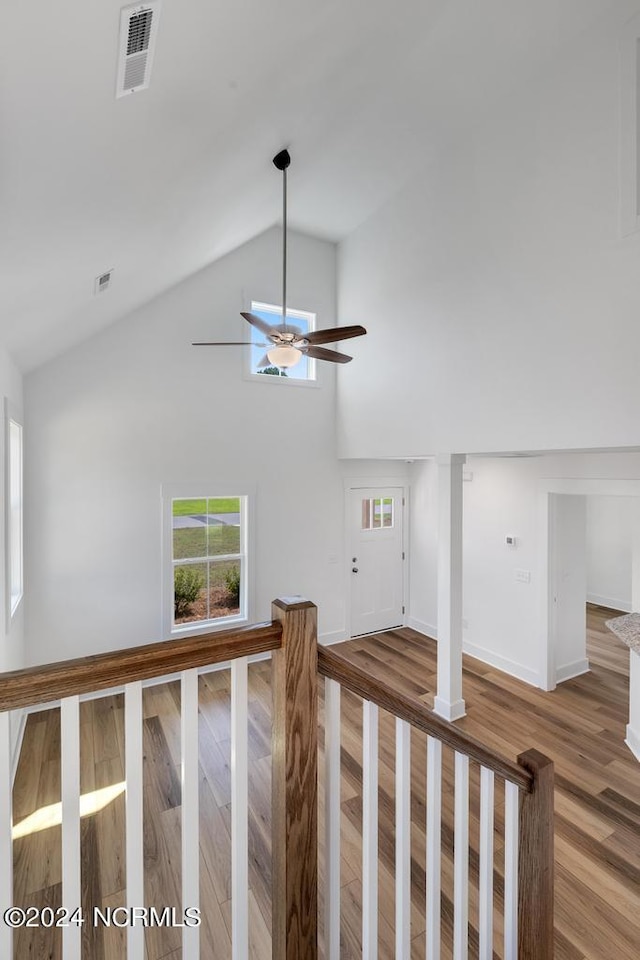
[193,146,366,366]
[273,149,291,334]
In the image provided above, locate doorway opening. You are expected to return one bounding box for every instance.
[347,485,407,637]
[545,486,640,688]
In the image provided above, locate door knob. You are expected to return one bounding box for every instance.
[352,567,359,573]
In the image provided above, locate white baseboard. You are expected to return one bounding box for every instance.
[319,629,349,647]
[587,593,631,613]
[11,709,27,787]
[462,639,542,688]
[406,617,437,639]
[407,620,543,688]
[433,696,466,721]
[555,658,590,684]
[626,724,640,762]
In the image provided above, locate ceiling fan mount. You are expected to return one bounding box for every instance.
[193,149,366,368]
[272,148,291,171]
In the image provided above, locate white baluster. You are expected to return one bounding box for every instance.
[324,678,341,960]
[181,669,200,959]
[453,752,469,960]
[426,736,442,960]
[125,681,144,959]
[396,718,411,959]
[0,711,13,959]
[504,780,519,960]
[61,696,81,960]
[231,657,249,960]
[479,767,495,960]
[362,700,378,960]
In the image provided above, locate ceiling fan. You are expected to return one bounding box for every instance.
[193,149,366,369]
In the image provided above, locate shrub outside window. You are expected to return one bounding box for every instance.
[171,496,246,630]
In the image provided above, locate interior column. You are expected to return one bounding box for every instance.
[433,453,466,721]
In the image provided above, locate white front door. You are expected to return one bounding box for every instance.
[349,487,404,636]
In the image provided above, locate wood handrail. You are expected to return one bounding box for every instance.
[318,645,534,791]
[0,621,282,712]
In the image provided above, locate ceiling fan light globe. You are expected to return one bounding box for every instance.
[267,345,302,369]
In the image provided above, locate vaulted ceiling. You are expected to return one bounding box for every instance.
[1,0,618,370]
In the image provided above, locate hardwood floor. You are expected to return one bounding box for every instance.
[10,604,640,958]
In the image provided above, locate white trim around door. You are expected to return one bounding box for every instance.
[344,477,410,638]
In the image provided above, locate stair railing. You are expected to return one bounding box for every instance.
[0,599,316,960]
[0,598,552,959]
[318,643,554,960]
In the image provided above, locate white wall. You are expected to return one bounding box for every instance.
[337,6,640,458]
[409,455,547,684]
[0,344,25,770]
[460,456,544,686]
[550,494,588,681]
[0,344,24,674]
[24,227,406,666]
[408,451,640,687]
[586,495,633,612]
[406,460,438,637]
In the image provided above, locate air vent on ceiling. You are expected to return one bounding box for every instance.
[116,2,161,98]
[94,269,114,295]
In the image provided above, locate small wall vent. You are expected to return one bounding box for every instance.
[116,2,161,98]
[94,269,114,295]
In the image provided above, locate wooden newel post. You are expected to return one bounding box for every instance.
[271,597,318,960]
[517,748,554,959]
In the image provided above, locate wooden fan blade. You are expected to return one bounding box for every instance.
[304,324,366,345]
[303,345,352,363]
[240,311,276,337]
[192,341,263,346]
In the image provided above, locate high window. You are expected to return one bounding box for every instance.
[168,495,247,632]
[248,301,316,382]
[6,410,23,620]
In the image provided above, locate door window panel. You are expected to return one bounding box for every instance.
[361,497,394,530]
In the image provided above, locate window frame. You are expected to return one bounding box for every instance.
[244,300,319,387]
[162,483,253,638]
[4,399,23,626]
[361,496,395,530]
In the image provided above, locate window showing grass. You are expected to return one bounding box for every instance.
[173,524,240,560]
[172,497,240,516]
[171,496,245,628]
